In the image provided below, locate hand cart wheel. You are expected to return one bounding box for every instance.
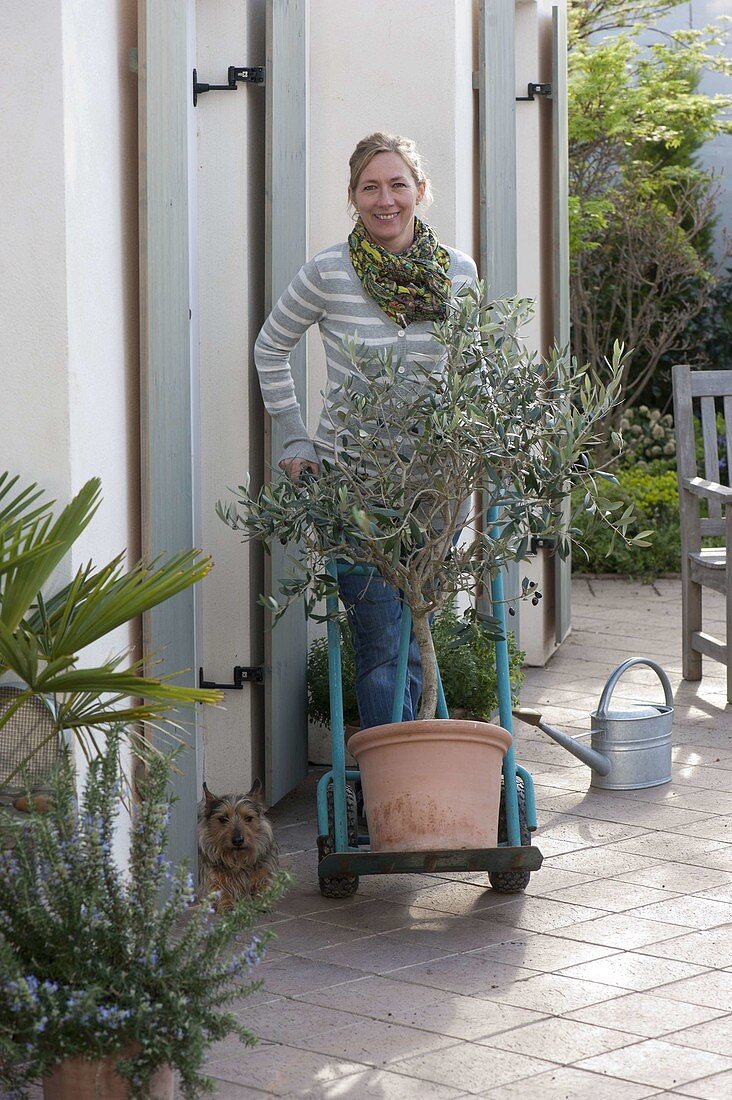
[317,781,359,898]
[489,775,532,893]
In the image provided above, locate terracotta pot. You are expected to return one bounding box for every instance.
[42,1047,174,1100]
[348,718,512,852]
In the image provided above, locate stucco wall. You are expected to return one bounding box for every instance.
[1,0,139,857]
[307,0,477,427]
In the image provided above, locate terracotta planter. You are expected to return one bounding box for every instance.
[348,718,512,852]
[43,1047,174,1100]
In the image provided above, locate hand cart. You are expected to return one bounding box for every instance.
[315,511,543,898]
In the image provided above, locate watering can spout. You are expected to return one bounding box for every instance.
[512,707,612,776]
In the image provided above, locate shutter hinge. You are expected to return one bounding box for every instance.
[193,66,265,107]
[516,82,552,102]
[198,666,264,690]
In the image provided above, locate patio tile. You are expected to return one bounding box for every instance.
[536,818,648,846]
[228,997,362,1044]
[556,952,707,991]
[267,917,368,954]
[287,1069,466,1098]
[204,1083,275,1099]
[294,973,447,1016]
[636,925,732,968]
[403,880,517,916]
[652,969,732,1010]
[565,992,726,1038]
[300,930,462,974]
[602,833,729,865]
[385,913,536,953]
[529,834,596,857]
[478,1015,637,1062]
[305,899,423,934]
[615,863,732,894]
[537,794,708,832]
[542,846,659,876]
[574,1038,732,1089]
[470,971,626,1014]
[472,933,617,973]
[663,1014,732,1056]
[381,952,539,996]
[293,1014,456,1066]
[689,846,732,872]
[389,1042,554,1093]
[626,895,732,930]
[523,865,597,893]
[205,1043,366,1096]
[260,954,364,996]
[550,911,692,950]
[481,895,601,933]
[671,1069,732,1098]
[545,879,680,913]
[478,1066,657,1098]
[366,992,544,1040]
[530,765,595,792]
[697,880,732,901]
[651,788,732,815]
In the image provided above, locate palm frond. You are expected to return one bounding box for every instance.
[1,478,102,632]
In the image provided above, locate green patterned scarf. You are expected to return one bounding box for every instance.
[348,216,451,326]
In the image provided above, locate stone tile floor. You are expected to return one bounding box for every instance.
[202,577,732,1098]
[21,578,731,1098]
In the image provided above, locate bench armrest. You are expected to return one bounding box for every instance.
[681,476,732,504]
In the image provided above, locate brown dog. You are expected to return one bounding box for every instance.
[197,778,279,910]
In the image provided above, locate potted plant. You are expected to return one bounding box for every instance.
[220,287,645,847]
[0,473,221,789]
[0,730,286,1099]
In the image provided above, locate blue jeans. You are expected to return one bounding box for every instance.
[338,569,422,729]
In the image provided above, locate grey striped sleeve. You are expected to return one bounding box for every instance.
[254,259,327,466]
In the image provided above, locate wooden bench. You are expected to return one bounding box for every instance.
[672,364,732,704]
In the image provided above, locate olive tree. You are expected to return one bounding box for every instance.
[221,287,644,721]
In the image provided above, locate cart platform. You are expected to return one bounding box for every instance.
[318,844,543,878]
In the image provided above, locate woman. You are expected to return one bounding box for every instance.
[254,132,477,730]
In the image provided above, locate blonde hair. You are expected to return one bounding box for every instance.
[347,132,433,213]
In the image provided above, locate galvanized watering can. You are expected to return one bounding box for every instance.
[514,657,674,790]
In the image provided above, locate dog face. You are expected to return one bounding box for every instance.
[200,779,268,861]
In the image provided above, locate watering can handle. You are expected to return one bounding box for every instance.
[596,658,674,719]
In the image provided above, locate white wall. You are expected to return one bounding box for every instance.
[307,0,477,426]
[1,3,72,506]
[195,0,267,796]
[1,0,139,859]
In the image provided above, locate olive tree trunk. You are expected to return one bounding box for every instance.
[412,610,439,721]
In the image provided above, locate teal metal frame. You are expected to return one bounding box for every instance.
[316,506,541,878]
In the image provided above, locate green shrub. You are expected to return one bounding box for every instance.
[618,406,676,465]
[307,604,525,728]
[572,464,681,580]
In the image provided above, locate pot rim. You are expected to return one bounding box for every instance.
[349,717,512,756]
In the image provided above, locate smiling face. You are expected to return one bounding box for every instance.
[349,151,426,253]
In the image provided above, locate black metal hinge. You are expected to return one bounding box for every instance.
[530,535,557,552]
[198,666,264,690]
[516,82,552,102]
[193,66,265,107]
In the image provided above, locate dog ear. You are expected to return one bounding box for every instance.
[202,782,217,810]
[247,777,263,801]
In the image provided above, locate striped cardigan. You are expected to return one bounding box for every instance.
[254,240,478,466]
